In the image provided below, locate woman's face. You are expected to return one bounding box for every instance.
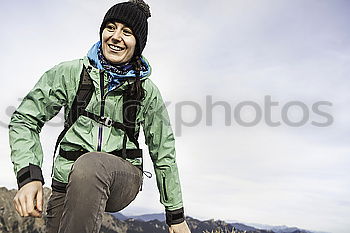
[101,22,136,64]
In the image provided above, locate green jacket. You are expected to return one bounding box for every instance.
[9,56,183,211]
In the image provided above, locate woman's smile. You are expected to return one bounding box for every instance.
[108,44,125,52]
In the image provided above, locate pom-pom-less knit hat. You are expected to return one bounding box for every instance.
[100,0,151,57]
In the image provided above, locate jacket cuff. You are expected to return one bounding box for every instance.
[17,163,45,189]
[166,207,185,226]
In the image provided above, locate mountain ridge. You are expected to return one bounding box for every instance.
[0,187,321,233]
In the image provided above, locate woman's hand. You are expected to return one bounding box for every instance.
[13,181,43,217]
[168,221,191,233]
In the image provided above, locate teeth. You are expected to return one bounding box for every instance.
[109,44,124,51]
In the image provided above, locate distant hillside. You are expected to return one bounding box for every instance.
[111,212,166,222]
[241,223,314,233]
[0,187,317,233]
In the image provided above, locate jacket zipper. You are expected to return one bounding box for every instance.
[163,176,168,201]
[97,71,105,151]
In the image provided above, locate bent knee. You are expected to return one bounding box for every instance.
[69,152,104,180]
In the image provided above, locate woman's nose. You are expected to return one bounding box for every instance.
[111,30,122,41]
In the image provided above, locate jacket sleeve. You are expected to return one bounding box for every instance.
[9,64,69,189]
[141,80,185,226]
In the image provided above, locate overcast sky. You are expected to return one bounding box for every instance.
[1,1,349,233]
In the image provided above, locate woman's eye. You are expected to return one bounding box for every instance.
[106,25,115,31]
[123,29,133,35]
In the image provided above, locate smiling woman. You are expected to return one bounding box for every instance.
[102,22,136,64]
[8,0,191,233]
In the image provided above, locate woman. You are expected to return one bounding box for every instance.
[9,1,191,232]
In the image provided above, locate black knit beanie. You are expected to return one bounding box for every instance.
[100,0,151,57]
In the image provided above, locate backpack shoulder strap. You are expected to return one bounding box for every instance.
[52,65,94,170]
[67,65,94,125]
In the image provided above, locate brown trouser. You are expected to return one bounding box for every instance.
[45,152,143,233]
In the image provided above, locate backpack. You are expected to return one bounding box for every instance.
[53,65,143,169]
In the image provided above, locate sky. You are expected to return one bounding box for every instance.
[0,0,350,233]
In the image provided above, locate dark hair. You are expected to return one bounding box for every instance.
[124,56,146,108]
[122,56,146,136]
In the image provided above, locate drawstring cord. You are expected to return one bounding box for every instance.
[139,170,152,192]
[143,170,152,178]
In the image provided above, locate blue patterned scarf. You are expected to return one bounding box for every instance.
[87,41,151,91]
